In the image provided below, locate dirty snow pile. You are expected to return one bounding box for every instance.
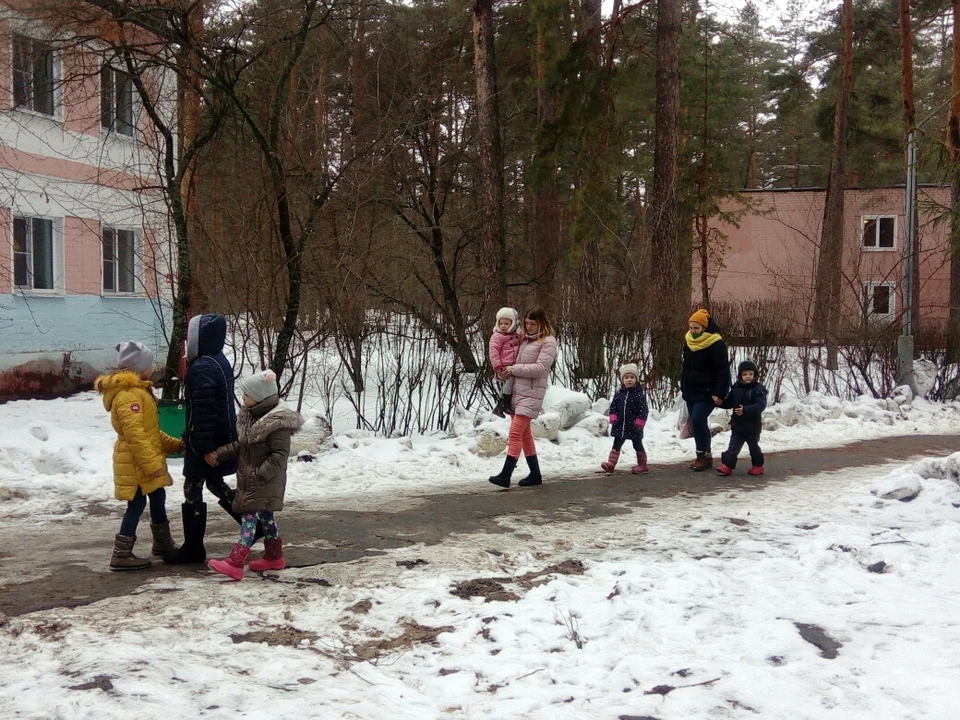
[2,453,960,719]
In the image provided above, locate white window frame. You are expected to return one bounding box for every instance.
[100,63,137,137]
[861,215,897,252]
[11,214,65,295]
[864,281,896,321]
[101,226,142,296]
[10,31,63,121]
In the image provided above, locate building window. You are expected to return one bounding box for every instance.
[102,228,138,293]
[862,216,896,251]
[12,34,56,116]
[100,65,135,136]
[13,216,56,291]
[864,282,896,319]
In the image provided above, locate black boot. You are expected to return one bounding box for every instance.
[163,502,207,565]
[517,455,542,486]
[489,456,518,489]
[492,396,506,418]
[218,492,264,541]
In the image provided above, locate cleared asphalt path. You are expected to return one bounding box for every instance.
[1,434,956,617]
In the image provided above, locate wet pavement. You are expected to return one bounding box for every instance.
[1,434,956,617]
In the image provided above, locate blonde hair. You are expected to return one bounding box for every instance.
[524,307,555,340]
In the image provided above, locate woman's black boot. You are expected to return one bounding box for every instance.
[489,456,518,488]
[518,455,542,486]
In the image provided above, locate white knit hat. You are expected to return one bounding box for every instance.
[116,341,153,374]
[619,363,639,380]
[494,307,519,333]
[240,370,279,403]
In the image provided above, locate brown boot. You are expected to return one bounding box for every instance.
[150,522,177,556]
[691,452,713,471]
[110,534,152,571]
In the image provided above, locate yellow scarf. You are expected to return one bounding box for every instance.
[685,330,722,352]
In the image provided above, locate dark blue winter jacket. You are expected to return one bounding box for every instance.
[183,314,238,478]
[721,380,768,434]
[609,385,650,441]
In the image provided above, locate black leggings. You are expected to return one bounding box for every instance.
[613,436,645,453]
[183,475,234,505]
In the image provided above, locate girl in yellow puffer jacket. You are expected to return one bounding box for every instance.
[95,342,183,571]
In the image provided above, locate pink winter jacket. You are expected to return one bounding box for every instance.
[510,335,558,418]
[488,330,520,372]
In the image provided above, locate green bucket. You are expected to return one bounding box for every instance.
[157,399,186,457]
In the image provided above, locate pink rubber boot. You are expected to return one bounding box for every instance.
[601,449,620,473]
[249,538,286,572]
[631,452,649,475]
[208,544,251,581]
[747,466,765,476]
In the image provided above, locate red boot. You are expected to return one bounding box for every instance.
[631,451,649,474]
[747,465,765,476]
[716,464,733,476]
[600,449,620,473]
[249,538,286,572]
[208,544,251,580]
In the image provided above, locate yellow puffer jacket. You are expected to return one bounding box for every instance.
[95,371,182,501]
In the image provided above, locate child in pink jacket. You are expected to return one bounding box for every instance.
[488,307,520,417]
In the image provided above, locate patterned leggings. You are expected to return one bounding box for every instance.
[239,511,279,547]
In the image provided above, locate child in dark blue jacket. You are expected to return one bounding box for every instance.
[717,360,768,476]
[601,363,650,474]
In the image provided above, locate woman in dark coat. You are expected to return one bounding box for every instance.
[681,308,730,471]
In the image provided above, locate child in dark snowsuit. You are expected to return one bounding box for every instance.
[717,360,768,476]
[601,363,650,474]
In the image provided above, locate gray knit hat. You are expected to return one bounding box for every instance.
[115,341,153,375]
[619,363,639,380]
[240,370,279,403]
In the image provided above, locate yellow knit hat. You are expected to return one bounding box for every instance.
[688,308,710,327]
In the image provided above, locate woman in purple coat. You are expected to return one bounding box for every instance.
[488,308,558,489]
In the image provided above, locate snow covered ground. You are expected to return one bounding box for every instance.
[1,390,960,718]
[1,453,959,719]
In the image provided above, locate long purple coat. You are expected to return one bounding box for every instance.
[510,336,558,418]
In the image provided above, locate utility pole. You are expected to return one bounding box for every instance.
[898,131,918,393]
[899,0,918,394]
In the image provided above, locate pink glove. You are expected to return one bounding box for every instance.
[634,418,646,428]
[608,414,619,425]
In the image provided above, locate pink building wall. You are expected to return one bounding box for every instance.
[706,186,951,336]
[63,45,101,137]
[63,216,102,295]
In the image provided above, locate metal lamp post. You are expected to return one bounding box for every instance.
[897,130,918,394]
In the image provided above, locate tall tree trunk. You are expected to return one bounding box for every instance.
[472,0,507,311]
[650,0,684,382]
[813,0,853,369]
[530,0,564,309]
[947,0,960,362]
[162,0,204,398]
[571,0,609,379]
